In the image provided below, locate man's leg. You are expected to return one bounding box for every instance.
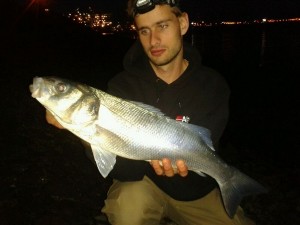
[167,188,255,225]
[102,176,166,225]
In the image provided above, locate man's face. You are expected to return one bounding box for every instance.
[134,5,188,67]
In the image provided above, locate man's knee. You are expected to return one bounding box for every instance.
[102,179,164,225]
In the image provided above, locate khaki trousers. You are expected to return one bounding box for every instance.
[102,176,255,225]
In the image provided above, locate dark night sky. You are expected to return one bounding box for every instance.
[16,0,300,20]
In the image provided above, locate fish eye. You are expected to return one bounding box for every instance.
[56,82,67,92]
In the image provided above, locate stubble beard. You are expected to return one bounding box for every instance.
[149,43,183,67]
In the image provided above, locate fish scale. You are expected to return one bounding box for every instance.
[30,76,267,218]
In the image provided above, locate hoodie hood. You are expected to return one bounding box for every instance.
[122,40,203,86]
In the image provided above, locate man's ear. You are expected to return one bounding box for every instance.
[179,12,189,35]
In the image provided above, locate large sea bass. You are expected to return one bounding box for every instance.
[29,76,266,218]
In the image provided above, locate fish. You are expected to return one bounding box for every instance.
[29,76,267,218]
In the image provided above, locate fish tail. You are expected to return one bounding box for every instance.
[219,168,267,218]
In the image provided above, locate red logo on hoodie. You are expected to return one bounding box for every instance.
[176,115,190,123]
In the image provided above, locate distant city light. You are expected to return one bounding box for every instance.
[59,7,300,36]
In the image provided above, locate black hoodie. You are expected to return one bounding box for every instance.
[106,40,230,201]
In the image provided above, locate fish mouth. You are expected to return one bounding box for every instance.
[29,77,44,98]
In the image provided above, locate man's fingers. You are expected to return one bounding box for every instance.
[151,159,188,177]
[151,160,164,175]
[162,158,174,177]
[46,110,64,129]
[176,160,188,177]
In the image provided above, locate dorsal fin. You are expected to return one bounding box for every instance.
[180,122,215,151]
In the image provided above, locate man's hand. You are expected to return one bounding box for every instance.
[151,158,188,177]
[45,110,64,129]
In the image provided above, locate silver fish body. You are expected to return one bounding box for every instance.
[30,76,266,218]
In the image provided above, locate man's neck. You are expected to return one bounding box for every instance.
[151,59,189,84]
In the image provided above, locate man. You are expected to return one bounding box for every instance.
[47,0,255,224]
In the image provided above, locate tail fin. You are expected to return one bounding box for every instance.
[219,168,267,218]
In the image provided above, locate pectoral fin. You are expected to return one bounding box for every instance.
[91,124,130,178]
[91,144,116,178]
